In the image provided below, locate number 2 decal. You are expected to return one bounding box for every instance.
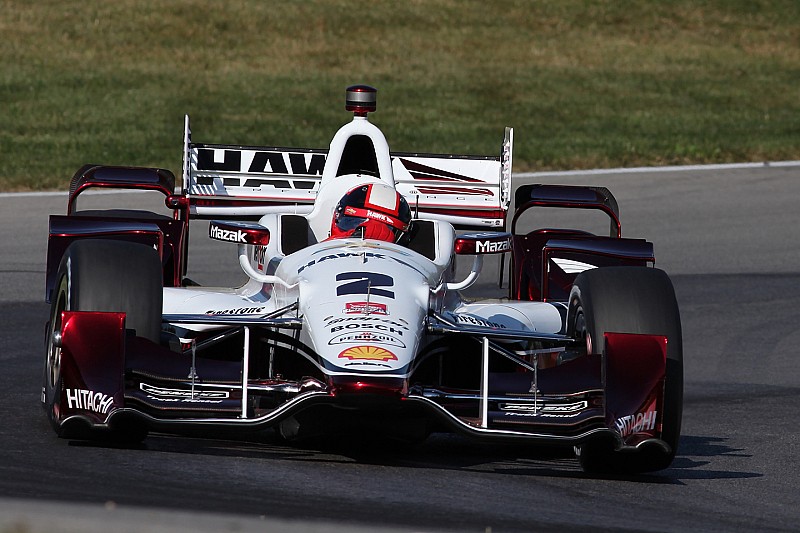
[336,272,395,299]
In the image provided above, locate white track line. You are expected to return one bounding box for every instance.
[3,160,799,198]
[514,160,800,179]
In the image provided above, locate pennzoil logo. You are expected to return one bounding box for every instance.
[344,302,388,315]
[338,346,398,362]
[329,331,406,348]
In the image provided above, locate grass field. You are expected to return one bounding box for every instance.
[1,0,798,190]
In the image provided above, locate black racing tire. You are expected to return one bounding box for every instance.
[43,239,162,441]
[568,266,683,474]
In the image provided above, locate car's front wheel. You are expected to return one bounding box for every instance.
[568,266,683,474]
[43,239,162,441]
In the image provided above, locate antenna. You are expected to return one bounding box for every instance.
[365,279,372,315]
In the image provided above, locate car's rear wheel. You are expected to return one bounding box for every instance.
[568,266,683,474]
[43,239,162,441]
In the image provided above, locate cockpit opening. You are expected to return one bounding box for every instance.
[336,134,379,177]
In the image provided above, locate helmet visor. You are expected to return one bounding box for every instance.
[335,215,371,232]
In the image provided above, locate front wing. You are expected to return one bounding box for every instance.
[51,310,670,453]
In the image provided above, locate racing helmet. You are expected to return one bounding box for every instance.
[330,183,412,244]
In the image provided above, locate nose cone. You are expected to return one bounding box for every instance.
[346,85,377,116]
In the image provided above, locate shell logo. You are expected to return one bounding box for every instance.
[338,346,397,362]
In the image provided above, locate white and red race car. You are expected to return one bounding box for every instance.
[43,86,682,473]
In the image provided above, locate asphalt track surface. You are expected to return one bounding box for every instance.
[1,165,799,532]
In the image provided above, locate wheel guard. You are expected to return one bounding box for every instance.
[56,311,126,425]
[604,332,668,446]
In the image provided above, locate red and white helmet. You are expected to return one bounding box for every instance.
[329,183,412,243]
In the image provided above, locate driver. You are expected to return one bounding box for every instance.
[329,183,412,244]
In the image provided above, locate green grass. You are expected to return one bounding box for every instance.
[1,0,799,190]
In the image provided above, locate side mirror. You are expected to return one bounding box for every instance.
[208,220,270,245]
[445,232,512,291]
[208,221,296,287]
[165,194,189,210]
[454,232,512,255]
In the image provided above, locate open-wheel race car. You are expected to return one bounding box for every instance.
[43,85,682,473]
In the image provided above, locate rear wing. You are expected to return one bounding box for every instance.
[182,116,513,228]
